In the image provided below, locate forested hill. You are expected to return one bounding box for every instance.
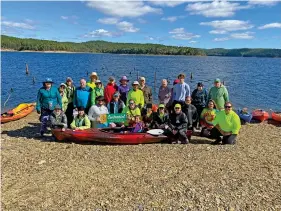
[1,35,281,57]
[1,35,205,56]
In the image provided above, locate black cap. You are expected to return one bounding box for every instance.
[197,82,203,87]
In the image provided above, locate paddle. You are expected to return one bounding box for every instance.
[147,129,164,136]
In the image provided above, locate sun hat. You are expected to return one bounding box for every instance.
[95,80,101,84]
[43,78,54,83]
[119,76,129,82]
[214,78,221,83]
[174,104,182,109]
[159,104,165,108]
[90,72,98,77]
[132,81,139,85]
[60,83,67,88]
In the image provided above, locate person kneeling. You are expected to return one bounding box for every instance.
[88,96,109,128]
[50,105,68,131]
[165,104,189,144]
[70,106,91,130]
[150,104,169,129]
[210,102,241,145]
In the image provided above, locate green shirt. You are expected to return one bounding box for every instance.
[212,110,241,134]
[70,115,91,130]
[90,87,104,106]
[87,81,96,89]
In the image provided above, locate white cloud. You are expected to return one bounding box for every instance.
[24,19,34,24]
[200,20,254,32]
[116,21,139,32]
[149,0,188,7]
[213,37,230,42]
[169,27,200,40]
[84,29,120,38]
[209,30,227,34]
[186,0,250,17]
[161,16,178,22]
[1,21,35,30]
[189,40,198,44]
[97,17,120,24]
[230,31,255,39]
[248,0,278,6]
[258,22,281,29]
[86,1,162,17]
[61,16,68,20]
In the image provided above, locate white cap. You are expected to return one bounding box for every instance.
[60,83,67,87]
[95,80,101,83]
[139,77,145,81]
[90,72,97,77]
[132,81,139,85]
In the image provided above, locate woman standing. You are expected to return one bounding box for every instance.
[118,76,130,103]
[58,83,68,112]
[65,77,75,127]
[36,78,62,136]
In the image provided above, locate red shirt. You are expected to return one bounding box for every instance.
[104,83,118,104]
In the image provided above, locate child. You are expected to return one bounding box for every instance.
[131,115,145,133]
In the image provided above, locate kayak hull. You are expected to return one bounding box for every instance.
[1,103,35,123]
[272,112,281,122]
[252,109,269,122]
[52,128,168,144]
[236,110,253,123]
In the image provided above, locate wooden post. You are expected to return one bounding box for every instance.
[154,71,156,93]
[137,70,139,81]
[25,63,29,75]
[190,72,193,80]
[32,76,36,84]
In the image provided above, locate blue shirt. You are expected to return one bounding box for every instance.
[73,86,92,108]
[173,82,190,102]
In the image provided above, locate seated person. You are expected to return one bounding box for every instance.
[50,105,67,131]
[200,100,217,136]
[131,115,145,133]
[182,96,198,130]
[70,106,91,130]
[150,104,169,129]
[165,104,189,144]
[122,99,141,126]
[142,103,154,128]
[88,96,109,128]
[209,102,241,145]
[107,92,126,127]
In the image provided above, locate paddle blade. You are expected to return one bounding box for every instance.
[147,129,164,136]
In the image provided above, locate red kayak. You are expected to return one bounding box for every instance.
[252,109,269,122]
[272,112,281,122]
[52,128,168,145]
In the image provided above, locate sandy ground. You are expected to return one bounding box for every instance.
[1,112,281,210]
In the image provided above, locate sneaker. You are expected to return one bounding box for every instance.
[181,139,189,144]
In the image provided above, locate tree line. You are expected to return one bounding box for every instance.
[1,35,281,57]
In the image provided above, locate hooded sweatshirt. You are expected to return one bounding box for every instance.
[191,88,208,108]
[36,86,62,112]
[127,89,144,108]
[208,85,229,110]
[104,83,118,104]
[50,110,67,128]
[91,86,104,106]
[212,110,241,134]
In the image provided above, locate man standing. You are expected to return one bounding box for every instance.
[173,73,190,108]
[208,78,229,110]
[139,76,153,105]
[73,79,92,114]
[158,79,171,106]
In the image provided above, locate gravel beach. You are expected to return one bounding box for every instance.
[1,112,281,210]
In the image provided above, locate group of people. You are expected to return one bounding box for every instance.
[36,71,241,145]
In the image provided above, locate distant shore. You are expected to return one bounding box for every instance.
[0,48,86,54]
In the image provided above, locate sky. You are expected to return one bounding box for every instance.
[1,0,281,49]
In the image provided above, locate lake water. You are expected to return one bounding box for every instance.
[1,52,281,112]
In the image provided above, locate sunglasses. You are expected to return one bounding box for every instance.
[129,102,135,105]
[98,100,104,102]
[159,107,164,109]
[132,84,138,86]
[175,107,180,109]
[225,106,232,108]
